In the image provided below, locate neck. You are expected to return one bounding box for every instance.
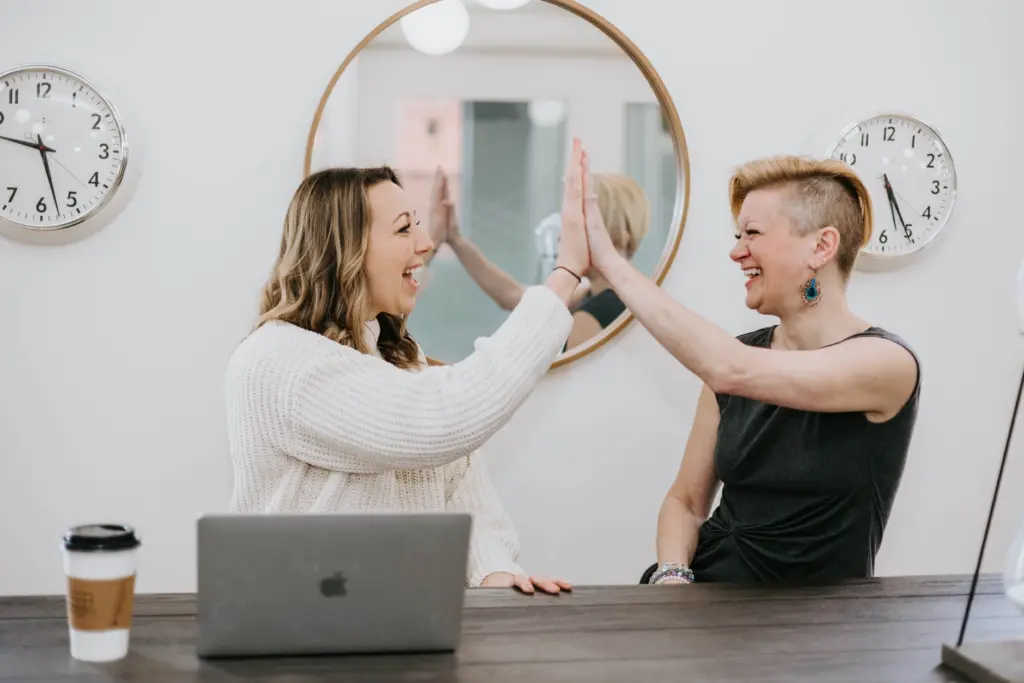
[773,285,868,351]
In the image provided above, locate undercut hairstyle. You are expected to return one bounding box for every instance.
[728,156,873,276]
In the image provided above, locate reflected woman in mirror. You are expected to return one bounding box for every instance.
[223,140,593,595]
[427,170,649,350]
[575,144,920,585]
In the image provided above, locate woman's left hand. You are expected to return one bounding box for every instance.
[580,146,623,272]
[481,571,573,594]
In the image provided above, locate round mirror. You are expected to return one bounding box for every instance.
[305,0,689,367]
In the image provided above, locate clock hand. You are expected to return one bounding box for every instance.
[882,174,900,237]
[883,174,912,239]
[50,154,87,189]
[892,186,923,219]
[0,134,56,153]
[37,134,60,217]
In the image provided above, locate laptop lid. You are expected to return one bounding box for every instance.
[196,512,471,658]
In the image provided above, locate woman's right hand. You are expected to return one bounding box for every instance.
[555,137,591,279]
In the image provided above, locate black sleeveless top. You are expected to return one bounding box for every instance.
[572,289,626,329]
[689,325,921,583]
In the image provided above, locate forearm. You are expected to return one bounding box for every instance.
[655,495,704,566]
[601,256,746,392]
[449,235,525,311]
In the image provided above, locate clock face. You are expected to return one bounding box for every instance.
[0,65,127,232]
[826,114,956,260]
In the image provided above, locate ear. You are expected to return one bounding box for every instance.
[811,225,841,269]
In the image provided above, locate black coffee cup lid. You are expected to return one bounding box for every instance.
[63,524,141,552]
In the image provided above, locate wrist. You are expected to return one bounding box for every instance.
[597,252,629,285]
[648,562,695,585]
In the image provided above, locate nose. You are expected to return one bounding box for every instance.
[729,239,749,263]
[414,221,434,255]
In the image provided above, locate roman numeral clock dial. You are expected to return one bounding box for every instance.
[0,65,128,240]
[826,114,956,266]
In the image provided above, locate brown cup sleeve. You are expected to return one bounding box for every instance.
[66,575,136,631]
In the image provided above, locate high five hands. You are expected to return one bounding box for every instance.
[560,137,621,278]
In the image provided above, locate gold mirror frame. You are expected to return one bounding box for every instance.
[303,0,690,369]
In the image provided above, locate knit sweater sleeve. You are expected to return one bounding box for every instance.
[286,285,572,473]
[445,455,524,587]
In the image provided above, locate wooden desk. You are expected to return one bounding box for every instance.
[3,575,1022,682]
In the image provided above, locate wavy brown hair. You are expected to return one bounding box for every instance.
[257,167,421,370]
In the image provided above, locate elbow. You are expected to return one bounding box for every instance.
[703,355,746,397]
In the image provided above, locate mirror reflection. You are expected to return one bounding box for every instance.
[308,0,684,363]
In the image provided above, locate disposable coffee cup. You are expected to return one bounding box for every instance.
[61,524,141,662]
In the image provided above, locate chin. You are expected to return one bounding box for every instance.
[394,296,417,316]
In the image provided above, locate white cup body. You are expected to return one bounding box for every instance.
[63,547,138,662]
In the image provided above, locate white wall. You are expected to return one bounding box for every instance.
[1,0,1022,595]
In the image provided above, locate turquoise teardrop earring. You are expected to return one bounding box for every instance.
[801,272,821,306]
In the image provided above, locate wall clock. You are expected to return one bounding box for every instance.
[825,112,956,268]
[0,64,129,243]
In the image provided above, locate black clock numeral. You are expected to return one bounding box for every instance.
[0,111,4,126]
[911,135,916,148]
[902,224,914,240]
[923,206,932,220]
[879,230,888,244]
[98,143,110,159]
[926,153,936,168]
[883,126,896,142]
[88,172,100,187]
[931,180,941,194]
[6,187,17,203]
[7,88,18,105]
[36,82,51,99]
[91,113,102,130]
[860,132,870,147]
[36,197,47,214]
[66,191,78,208]
[72,92,77,108]
[840,151,857,165]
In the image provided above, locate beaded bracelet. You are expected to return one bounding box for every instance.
[649,563,695,585]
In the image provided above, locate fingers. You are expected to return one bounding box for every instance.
[512,574,535,595]
[555,579,574,592]
[530,575,561,594]
[582,150,599,217]
[561,137,583,211]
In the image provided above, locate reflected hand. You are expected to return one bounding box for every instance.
[580,145,621,272]
[556,137,590,277]
[428,168,450,247]
[481,571,573,595]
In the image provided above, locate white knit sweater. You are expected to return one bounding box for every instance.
[223,285,572,586]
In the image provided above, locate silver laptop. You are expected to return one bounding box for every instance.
[196,512,471,658]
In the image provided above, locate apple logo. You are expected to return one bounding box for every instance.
[319,571,347,598]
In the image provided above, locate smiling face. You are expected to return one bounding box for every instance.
[363,181,433,317]
[729,185,825,317]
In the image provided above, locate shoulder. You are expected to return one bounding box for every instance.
[573,288,626,328]
[844,326,921,393]
[226,322,370,394]
[736,325,775,348]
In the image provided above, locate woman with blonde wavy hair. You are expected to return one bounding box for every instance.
[576,147,921,585]
[223,139,593,594]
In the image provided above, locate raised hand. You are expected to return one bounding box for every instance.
[427,168,450,247]
[581,146,622,272]
[556,137,591,278]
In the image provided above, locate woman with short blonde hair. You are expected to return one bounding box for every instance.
[579,148,921,585]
